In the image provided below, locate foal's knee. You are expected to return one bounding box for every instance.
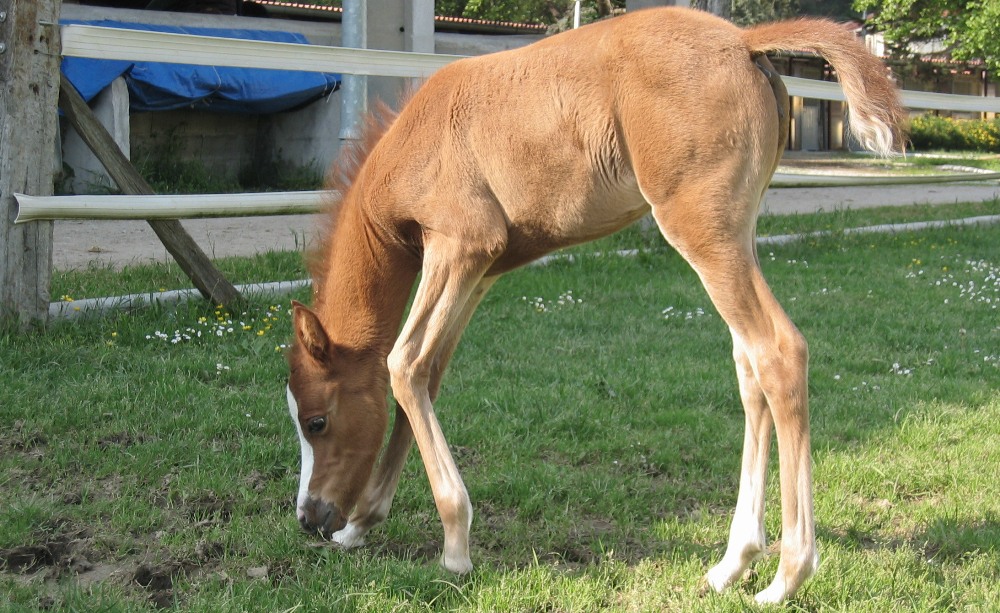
[387,347,430,400]
[752,328,809,404]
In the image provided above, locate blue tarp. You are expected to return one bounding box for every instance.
[61,21,340,114]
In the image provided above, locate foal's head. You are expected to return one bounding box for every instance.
[286,301,388,538]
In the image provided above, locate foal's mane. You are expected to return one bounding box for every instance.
[308,100,400,295]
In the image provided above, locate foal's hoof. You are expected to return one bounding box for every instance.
[329,522,367,549]
[701,566,736,595]
[754,582,789,605]
[696,576,715,598]
[440,554,473,575]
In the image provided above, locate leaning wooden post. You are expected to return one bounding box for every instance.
[0,0,60,327]
[57,73,242,307]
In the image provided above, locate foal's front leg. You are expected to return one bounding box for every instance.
[330,403,414,549]
[336,278,496,552]
[386,246,497,573]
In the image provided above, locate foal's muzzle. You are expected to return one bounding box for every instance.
[299,496,347,538]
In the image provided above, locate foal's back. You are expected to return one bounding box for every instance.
[361,8,779,271]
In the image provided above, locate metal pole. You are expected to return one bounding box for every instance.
[339,0,367,141]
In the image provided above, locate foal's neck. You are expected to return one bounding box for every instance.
[314,199,418,359]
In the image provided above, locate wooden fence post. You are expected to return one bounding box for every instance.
[57,74,242,307]
[0,0,61,327]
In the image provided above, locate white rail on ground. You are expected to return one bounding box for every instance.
[50,280,311,320]
[768,171,1000,187]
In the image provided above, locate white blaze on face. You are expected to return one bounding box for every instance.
[287,384,314,521]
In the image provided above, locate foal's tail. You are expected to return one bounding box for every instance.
[742,19,906,156]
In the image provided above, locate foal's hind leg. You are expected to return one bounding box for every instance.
[703,337,773,591]
[652,197,817,603]
[338,277,498,549]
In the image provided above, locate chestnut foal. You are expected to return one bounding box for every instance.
[286,7,904,603]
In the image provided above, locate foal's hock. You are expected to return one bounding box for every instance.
[285,7,904,604]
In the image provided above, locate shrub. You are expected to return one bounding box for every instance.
[908,114,1000,152]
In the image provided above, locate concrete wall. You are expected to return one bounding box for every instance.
[59,3,544,193]
[61,77,130,194]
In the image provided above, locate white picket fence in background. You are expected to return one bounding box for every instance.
[14,24,1000,223]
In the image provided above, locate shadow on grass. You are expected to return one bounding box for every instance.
[818,512,999,564]
[921,514,1000,563]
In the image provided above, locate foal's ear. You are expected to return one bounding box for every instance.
[291,300,330,364]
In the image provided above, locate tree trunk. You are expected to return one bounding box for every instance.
[0,0,61,328]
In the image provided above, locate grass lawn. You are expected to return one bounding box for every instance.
[777,150,1000,176]
[1,202,998,611]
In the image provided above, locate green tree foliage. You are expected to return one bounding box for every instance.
[854,0,1000,71]
[727,0,799,25]
[436,0,620,24]
[908,113,1000,152]
[439,0,861,25]
[293,1,619,25]
[302,0,860,27]
[798,0,859,19]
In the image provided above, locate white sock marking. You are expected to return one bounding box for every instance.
[330,522,367,549]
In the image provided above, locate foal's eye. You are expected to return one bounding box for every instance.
[306,416,327,434]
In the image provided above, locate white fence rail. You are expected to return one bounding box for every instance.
[61,25,1000,112]
[14,24,1000,224]
[15,173,1000,222]
[785,74,1000,113]
[61,24,463,78]
[15,190,329,222]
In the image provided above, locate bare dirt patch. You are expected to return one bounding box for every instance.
[0,453,241,610]
[0,519,229,610]
[0,525,132,597]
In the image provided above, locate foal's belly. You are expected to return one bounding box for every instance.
[486,181,650,275]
